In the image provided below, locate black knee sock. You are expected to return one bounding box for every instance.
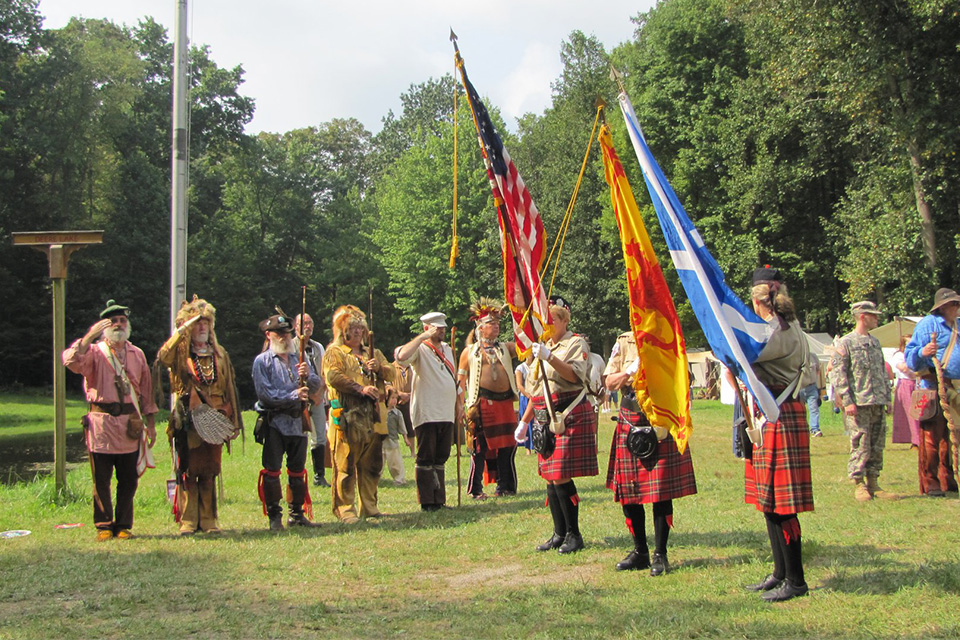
[622,503,648,554]
[546,484,565,537]
[554,481,580,536]
[652,500,673,556]
[779,515,805,585]
[764,513,786,580]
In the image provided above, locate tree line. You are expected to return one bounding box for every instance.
[1,0,957,400]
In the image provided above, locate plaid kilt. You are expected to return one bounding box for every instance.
[605,405,697,504]
[534,391,598,481]
[478,397,517,451]
[744,397,814,515]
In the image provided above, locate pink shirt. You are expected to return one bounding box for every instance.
[63,339,158,454]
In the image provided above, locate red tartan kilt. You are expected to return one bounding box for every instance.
[478,397,517,451]
[605,405,697,504]
[744,397,814,514]
[533,391,598,481]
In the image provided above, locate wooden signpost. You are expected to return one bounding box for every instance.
[12,230,103,494]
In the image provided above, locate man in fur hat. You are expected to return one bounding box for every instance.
[253,312,323,530]
[322,305,396,523]
[63,300,158,540]
[457,298,519,499]
[156,296,242,535]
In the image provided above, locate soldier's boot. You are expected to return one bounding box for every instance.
[287,470,320,527]
[259,469,284,530]
[178,482,199,536]
[866,475,900,500]
[198,477,220,533]
[854,478,873,502]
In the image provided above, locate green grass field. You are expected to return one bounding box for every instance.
[1,394,958,639]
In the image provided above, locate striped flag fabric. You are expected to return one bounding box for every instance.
[616,91,779,423]
[599,122,692,452]
[456,55,551,357]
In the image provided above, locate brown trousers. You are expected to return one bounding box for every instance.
[918,411,957,493]
[329,425,386,520]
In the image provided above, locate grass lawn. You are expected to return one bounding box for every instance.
[1,394,958,639]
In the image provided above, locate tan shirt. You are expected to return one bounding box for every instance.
[752,317,806,387]
[529,331,590,395]
[400,341,457,426]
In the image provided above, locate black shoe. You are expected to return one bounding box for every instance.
[421,504,441,512]
[268,514,284,531]
[745,574,784,592]
[650,552,669,576]
[616,550,651,571]
[926,489,946,497]
[558,532,584,554]
[761,579,809,602]
[316,476,330,488]
[287,512,321,528]
[537,533,564,552]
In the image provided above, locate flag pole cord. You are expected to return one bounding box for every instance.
[539,104,604,301]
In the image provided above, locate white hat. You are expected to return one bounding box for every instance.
[420,311,447,327]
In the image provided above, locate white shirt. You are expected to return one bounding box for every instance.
[400,341,457,427]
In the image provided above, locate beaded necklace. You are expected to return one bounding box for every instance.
[188,351,218,386]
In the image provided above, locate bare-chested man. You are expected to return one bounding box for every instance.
[458,298,519,499]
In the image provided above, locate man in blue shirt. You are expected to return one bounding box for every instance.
[903,288,960,497]
[253,313,323,529]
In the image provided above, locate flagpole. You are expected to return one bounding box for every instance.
[170,0,189,336]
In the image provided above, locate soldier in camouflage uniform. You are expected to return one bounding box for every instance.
[832,301,897,501]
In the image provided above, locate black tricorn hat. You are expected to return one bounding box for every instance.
[259,314,293,333]
[99,299,130,319]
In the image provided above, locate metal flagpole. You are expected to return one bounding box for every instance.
[170,0,189,335]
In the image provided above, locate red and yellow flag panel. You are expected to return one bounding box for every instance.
[599,123,692,452]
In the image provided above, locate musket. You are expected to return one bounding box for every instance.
[298,286,312,434]
[451,325,462,507]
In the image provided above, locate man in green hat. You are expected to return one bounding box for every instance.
[63,300,158,540]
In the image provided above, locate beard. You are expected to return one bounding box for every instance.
[105,322,131,344]
[269,334,292,355]
[192,328,210,345]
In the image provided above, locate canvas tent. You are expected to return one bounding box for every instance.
[869,316,922,349]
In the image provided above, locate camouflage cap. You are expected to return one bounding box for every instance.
[851,301,881,316]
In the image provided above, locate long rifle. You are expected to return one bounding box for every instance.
[451,325,462,507]
[298,286,312,433]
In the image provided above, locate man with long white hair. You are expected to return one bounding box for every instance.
[63,300,158,540]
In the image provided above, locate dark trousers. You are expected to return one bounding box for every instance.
[90,450,139,532]
[415,421,454,505]
[467,439,517,495]
[262,427,308,473]
[919,413,956,493]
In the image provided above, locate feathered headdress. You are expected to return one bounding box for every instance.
[332,305,367,343]
[470,297,506,325]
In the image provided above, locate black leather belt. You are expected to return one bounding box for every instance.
[90,402,136,416]
[479,388,515,401]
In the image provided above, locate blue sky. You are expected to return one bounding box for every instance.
[38,0,653,134]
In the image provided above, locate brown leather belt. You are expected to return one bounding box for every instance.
[90,402,136,416]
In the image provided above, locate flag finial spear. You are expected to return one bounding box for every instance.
[450,28,460,54]
[610,64,626,95]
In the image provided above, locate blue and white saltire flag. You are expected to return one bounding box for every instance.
[616,91,780,423]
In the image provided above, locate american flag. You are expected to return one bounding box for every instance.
[456,53,551,357]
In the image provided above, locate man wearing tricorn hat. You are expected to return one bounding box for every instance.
[904,287,960,496]
[457,298,519,499]
[63,300,158,540]
[156,296,242,535]
[832,300,897,501]
[322,305,396,523]
[396,311,458,511]
[252,312,323,530]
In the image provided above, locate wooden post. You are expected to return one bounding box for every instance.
[13,231,103,495]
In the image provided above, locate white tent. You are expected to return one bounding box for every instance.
[870,316,922,349]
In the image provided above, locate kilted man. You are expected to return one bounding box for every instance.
[396,312,458,511]
[322,305,396,523]
[604,330,697,576]
[458,298,518,499]
[253,313,323,530]
[904,287,960,496]
[63,300,158,540]
[515,296,598,554]
[742,268,813,602]
[156,296,242,535]
[293,313,330,488]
